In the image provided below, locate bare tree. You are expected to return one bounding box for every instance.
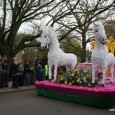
[0,0,67,59]
[0,0,114,62]
[47,0,115,62]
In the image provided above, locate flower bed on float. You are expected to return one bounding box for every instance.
[58,64,97,87]
[35,63,115,108]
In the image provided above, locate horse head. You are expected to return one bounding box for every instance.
[93,22,107,45]
[40,26,52,48]
[40,26,59,49]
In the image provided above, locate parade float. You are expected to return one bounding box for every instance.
[35,23,115,108]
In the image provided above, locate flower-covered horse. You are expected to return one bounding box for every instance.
[40,26,77,82]
[91,22,115,86]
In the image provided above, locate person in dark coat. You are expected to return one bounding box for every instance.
[36,63,44,81]
[34,56,41,80]
[0,56,3,88]
[24,61,31,86]
[2,55,9,87]
[10,58,19,88]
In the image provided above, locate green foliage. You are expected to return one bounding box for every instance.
[22,47,37,62]
[22,47,48,66]
[14,33,32,45]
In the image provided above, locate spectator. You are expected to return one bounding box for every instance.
[44,64,48,80]
[34,56,41,79]
[34,56,41,68]
[40,64,44,80]
[10,58,20,89]
[36,63,43,81]
[0,55,3,88]
[18,61,24,86]
[2,55,9,87]
[24,61,31,86]
[18,61,24,74]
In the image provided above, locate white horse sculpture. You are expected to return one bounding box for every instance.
[40,26,77,82]
[91,22,115,86]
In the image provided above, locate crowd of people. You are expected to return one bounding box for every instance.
[0,55,49,89]
[0,55,67,89]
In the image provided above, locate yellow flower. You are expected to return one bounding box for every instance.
[60,77,64,81]
[76,78,80,82]
[88,83,91,87]
[69,82,72,85]
[64,81,68,84]
[71,73,74,77]
[83,77,87,81]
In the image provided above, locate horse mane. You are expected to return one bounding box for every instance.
[48,26,58,39]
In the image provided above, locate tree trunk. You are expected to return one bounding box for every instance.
[4,55,16,76]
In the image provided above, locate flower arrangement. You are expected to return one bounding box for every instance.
[58,67,101,87]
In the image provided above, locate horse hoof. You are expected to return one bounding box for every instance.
[101,84,105,87]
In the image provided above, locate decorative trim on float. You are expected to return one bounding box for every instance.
[37,89,114,108]
[35,81,115,108]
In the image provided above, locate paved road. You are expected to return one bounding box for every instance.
[0,90,114,115]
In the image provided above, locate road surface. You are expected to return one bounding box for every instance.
[0,90,114,115]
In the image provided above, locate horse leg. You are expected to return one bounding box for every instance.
[48,64,52,80]
[53,64,58,82]
[92,65,96,84]
[110,65,114,83]
[101,68,106,86]
[71,62,76,70]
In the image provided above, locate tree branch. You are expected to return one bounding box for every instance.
[2,0,6,32]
